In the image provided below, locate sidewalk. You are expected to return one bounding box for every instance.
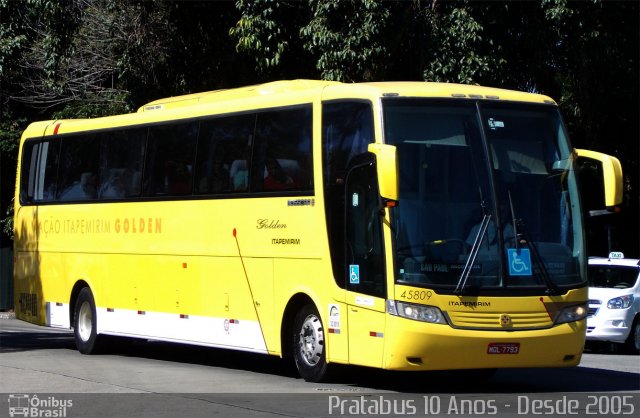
[0,311,15,319]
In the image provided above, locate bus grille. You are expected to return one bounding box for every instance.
[19,293,38,317]
[446,311,553,330]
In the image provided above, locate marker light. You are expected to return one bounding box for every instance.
[387,300,448,324]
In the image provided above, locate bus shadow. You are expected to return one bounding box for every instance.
[120,339,640,393]
[2,326,637,394]
[336,366,640,394]
[0,330,76,353]
[123,339,298,378]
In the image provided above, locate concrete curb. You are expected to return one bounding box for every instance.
[0,311,16,319]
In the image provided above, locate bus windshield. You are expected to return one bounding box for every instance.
[383,99,585,294]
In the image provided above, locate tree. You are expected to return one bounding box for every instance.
[418,0,503,84]
[300,0,390,81]
[0,0,637,255]
[230,0,315,81]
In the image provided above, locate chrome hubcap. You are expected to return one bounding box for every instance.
[298,314,324,367]
[78,301,92,342]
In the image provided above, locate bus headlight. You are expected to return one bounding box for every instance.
[607,295,634,309]
[387,300,448,324]
[554,303,588,324]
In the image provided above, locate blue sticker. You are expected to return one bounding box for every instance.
[507,248,532,276]
[349,265,360,284]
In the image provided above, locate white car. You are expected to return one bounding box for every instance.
[587,253,640,354]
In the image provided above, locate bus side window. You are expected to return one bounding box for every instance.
[322,101,375,289]
[20,140,60,203]
[144,122,198,197]
[253,105,313,193]
[195,114,254,195]
[98,128,145,199]
[57,136,99,201]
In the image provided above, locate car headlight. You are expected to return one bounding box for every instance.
[387,300,448,324]
[607,295,634,309]
[554,303,588,325]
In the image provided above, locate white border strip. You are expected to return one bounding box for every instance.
[97,307,268,354]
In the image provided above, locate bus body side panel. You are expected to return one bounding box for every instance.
[13,204,69,328]
[14,194,328,355]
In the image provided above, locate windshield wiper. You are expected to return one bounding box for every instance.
[507,190,560,295]
[515,219,561,296]
[455,213,491,295]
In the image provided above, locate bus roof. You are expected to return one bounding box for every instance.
[20,80,557,140]
[138,80,556,112]
[137,79,339,112]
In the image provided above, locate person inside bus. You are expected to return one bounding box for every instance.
[197,158,229,193]
[264,157,296,190]
[59,172,96,200]
[210,159,230,192]
[166,160,191,194]
[100,169,128,198]
[230,160,248,191]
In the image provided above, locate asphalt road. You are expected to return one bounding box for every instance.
[1,318,638,417]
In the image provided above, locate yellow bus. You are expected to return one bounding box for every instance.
[14,80,622,381]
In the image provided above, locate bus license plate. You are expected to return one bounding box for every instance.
[487,342,520,354]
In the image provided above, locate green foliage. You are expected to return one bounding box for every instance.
[52,96,131,120]
[300,0,389,81]
[0,111,22,244]
[0,113,23,155]
[421,1,501,84]
[1,201,12,240]
[0,0,636,254]
[230,0,309,78]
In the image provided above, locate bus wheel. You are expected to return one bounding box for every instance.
[74,287,103,354]
[292,304,329,382]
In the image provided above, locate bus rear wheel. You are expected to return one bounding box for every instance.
[292,304,330,382]
[74,287,103,354]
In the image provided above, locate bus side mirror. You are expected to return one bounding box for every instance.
[367,143,398,204]
[575,149,623,216]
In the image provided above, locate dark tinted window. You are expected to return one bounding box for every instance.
[322,102,373,189]
[98,128,146,199]
[21,105,315,204]
[345,160,386,298]
[57,136,100,201]
[21,140,60,203]
[195,114,255,194]
[253,106,313,193]
[144,122,198,196]
[322,101,375,287]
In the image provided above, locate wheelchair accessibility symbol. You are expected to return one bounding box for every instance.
[507,248,532,276]
[349,265,360,284]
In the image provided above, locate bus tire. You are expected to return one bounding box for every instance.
[292,304,330,382]
[73,287,103,354]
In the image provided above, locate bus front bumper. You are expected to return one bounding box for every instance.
[382,315,586,371]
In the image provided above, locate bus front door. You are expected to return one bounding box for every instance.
[345,161,387,368]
